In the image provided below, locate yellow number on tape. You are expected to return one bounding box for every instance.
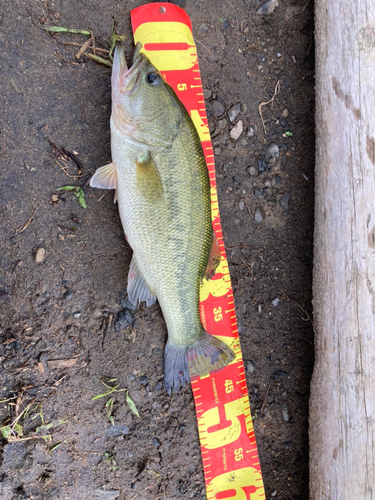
[208,467,264,500]
[199,397,247,449]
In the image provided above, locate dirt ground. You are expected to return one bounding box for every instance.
[0,0,314,498]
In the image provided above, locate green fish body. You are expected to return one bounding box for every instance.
[91,45,234,392]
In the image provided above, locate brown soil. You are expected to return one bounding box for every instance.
[0,0,314,499]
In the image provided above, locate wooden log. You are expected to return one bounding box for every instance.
[310,1,375,498]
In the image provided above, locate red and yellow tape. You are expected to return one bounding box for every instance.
[131,4,265,498]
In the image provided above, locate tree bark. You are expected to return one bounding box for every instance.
[310,1,375,498]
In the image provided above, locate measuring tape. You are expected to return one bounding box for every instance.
[131,4,265,499]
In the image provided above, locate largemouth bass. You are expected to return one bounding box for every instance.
[91,44,235,393]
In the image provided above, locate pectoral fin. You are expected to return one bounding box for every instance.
[90,162,118,203]
[136,150,163,202]
[204,232,221,279]
[127,255,157,307]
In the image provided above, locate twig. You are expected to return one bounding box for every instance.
[195,39,214,57]
[56,40,109,54]
[76,29,94,59]
[98,191,110,202]
[61,147,83,174]
[0,396,17,404]
[47,151,86,178]
[86,53,112,67]
[260,382,271,414]
[258,80,281,134]
[243,199,252,218]
[18,208,38,233]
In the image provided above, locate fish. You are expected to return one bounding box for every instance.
[90,43,235,393]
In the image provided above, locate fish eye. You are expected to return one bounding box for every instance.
[146,72,161,86]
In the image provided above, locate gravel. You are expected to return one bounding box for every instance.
[281,402,289,422]
[247,166,257,176]
[254,207,265,223]
[230,120,243,140]
[228,103,241,123]
[265,143,280,164]
[280,192,291,209]
[254,190,265,199]
[246,361,256,373]
[256,0,279,15]
[105,425,129,437]
[211,99,225,117]
[114,308,135,331]
[34,247,45,262]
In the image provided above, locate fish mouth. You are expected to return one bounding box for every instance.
[112,42,145,96]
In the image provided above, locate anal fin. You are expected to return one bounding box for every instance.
[204,232,221,280]
[127,255,156,307]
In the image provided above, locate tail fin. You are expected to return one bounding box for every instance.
[164,332,235,394]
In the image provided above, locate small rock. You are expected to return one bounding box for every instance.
[280,192,291,209]
[256,0,279,15]
[246,361,256,373]
[94,490,120,500]
[247,166,257,176]
[273,370,288,380]
[153,437,161,448]
[222,20,229,29]
[238,323,246,334]
[271,490,277,497]
[283,441,293,449]
[254,207,265,223]
[252,386,259,394]
[281,108,289,118]
[73,312,81,318]
[254,190,265,199]
[258,160,267,172]
[214,147,222,156]
[139,375,148,386]
[211,119,227,138]
[238,200,245,211]
[247,126,255,137]
[34,247,45,263]
[105,425,129,437]
[228,103,241,123]
[211,100,225,117]
[277,52,282,58]
[120,298,135,310]
[155,381,163,391]
[230,120,243,140]
[280,118,287,127]
[198,23,209,34]
[203,88,212,99]
[265,143,280,165]
[114,308,135,332]
[92,307,103,319]
[62,289,73,301]
[272,298,280,307]
[35,339,50,352]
